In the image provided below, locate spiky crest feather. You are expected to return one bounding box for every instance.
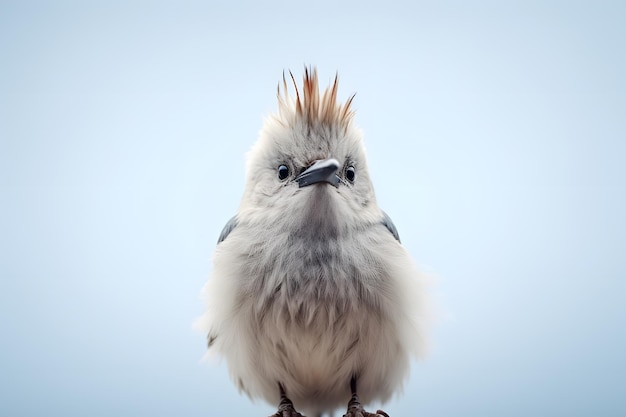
[276,66,356,131]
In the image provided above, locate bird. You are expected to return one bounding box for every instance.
[196,67,430,417]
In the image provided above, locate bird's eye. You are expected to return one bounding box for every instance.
[346,166,356,182]
[277,164,290,181]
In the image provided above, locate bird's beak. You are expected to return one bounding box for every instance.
[296,158,340,188]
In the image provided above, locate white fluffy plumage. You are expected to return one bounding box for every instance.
[196,68,430,417]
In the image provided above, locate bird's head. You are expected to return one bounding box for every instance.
[239,67,382,238]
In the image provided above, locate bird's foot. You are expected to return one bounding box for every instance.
[342,394,389,417]
[269,396,306,417]
[342,404,389,417]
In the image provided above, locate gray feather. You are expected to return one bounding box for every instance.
[217,215,238,244]
[381,210,401,243]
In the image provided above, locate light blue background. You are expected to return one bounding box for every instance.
[1,1,624,416]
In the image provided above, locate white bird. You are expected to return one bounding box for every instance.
[196,67,430,417]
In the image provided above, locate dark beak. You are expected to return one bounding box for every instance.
[296,158,340,188]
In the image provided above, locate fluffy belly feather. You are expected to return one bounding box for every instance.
[225,277,408,415]
[206,225,420,416]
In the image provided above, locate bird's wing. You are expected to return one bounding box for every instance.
[217,215,238,244]
[381,210,401,243]
[207,215,239,348]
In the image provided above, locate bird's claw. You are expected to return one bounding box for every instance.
[269,400,306,417]
[269,411,305,417]
[343,404,389,417]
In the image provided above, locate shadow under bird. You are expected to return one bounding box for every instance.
[196,67,430,417]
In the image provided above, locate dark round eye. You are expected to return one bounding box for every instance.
[278,164,290,180]
[346,165,356,182]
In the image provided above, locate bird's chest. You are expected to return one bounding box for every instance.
[234,234,392,391]
[238,234,385,332]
